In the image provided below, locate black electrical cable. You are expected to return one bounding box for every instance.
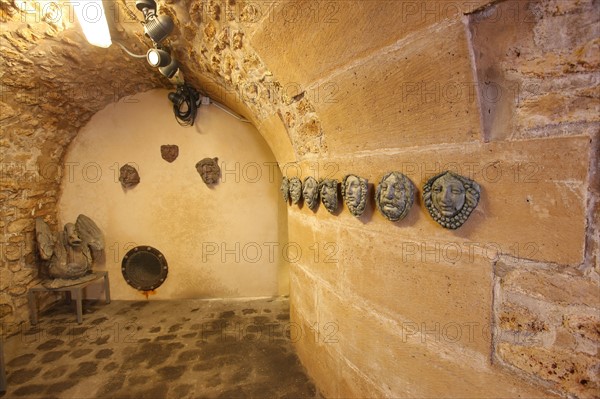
[169,84,199,126]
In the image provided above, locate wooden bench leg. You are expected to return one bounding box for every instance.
[28,290,38,326]
[104,272,111,304]
[74,288,83,324]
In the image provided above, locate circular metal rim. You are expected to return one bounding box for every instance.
[121,245,168,291]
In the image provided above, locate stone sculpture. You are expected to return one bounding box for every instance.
[196,157,220,185]
[280,177,290,202]
[161,145,179,162]
[289,177,302,204]
[375,172,414,222]
[119,164,140,188]
[422,171,481,229]
[342,174,368,217]
[35,215,104,286]
[319,179,339,214]
[302,176,319,210]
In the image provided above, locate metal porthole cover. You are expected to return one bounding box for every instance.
[121,245,168,291]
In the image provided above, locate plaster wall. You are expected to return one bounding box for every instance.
[58,90,287,300]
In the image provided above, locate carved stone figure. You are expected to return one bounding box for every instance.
[161,145,179,162]
[342,174,368,217]
[319,179,339,214]
[375,172,414,222]
[119,164,140,188]
[302,176,319,210]
[289,177,302,204]
[280,177,290,202]
[35,215,104,284]
[422,171,481,229]
[196,157,220,185]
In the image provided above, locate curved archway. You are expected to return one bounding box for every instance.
[58,89,288,299]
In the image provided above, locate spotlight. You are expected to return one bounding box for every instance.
[159,58,179,79]
[136,0,173,45]
[144,15,173,44]
[146,48,171,67]
[135,0,157,16]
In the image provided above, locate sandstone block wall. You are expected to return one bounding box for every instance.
[245,0,597,397]
[1,0,598,397]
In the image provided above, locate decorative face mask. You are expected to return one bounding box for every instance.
[196,157,220,185]
[319,179,339,214]
[342,174,368,217]
[375,172,414,222]
[161,145,179,163]
[119,164,140,189]
[302,176,319,210]
[280,177,290,202]
[289,177,302,204]
[422,171,480,229]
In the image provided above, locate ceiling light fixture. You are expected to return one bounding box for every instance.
[136,0,174,45]
[146,48,171,67]
[73,0,112,48]
[159,58,180,79]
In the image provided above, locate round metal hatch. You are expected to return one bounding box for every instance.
[121,246,168,291]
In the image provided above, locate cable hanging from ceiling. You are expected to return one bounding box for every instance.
[75,0,248,126]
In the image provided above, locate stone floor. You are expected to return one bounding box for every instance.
[1,297,320,398]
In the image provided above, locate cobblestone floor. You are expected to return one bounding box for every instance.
[1,297,319,399]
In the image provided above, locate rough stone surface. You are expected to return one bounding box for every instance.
[469,0,600,140]
[493,258,600,398]
[162,0,329,158]
[0,0,166,330]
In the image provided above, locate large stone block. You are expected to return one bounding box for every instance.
[289,263,317,324]
[468,0,599,140]
[338,358,387,399]
[294,135,590,265]
[339,227,493,356]
[315,285,554,398]
[500,266,600,308]
[291,306,340,398]
[312,20,482,155]
[287,214,343,289]
[497,343,599,398]
[251,1,491,99]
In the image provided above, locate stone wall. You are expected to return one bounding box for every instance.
[469,1,600,396]
[0,0,166,331]
[1,0,598,397]
[241,0,597,397]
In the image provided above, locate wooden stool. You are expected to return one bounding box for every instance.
[28,271,111,325]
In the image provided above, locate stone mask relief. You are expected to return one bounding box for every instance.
[196,157,220,185]
[375,171,414,222]
[342,174,368,217]
[280,177,290,202]
[119,164,140,189]
[289,177,302,204]
[319,179,339,214]
[422,171,480,229]
[161,145,179,162]
[302,176,319,210]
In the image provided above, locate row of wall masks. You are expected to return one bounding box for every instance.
[281,171,480,230]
